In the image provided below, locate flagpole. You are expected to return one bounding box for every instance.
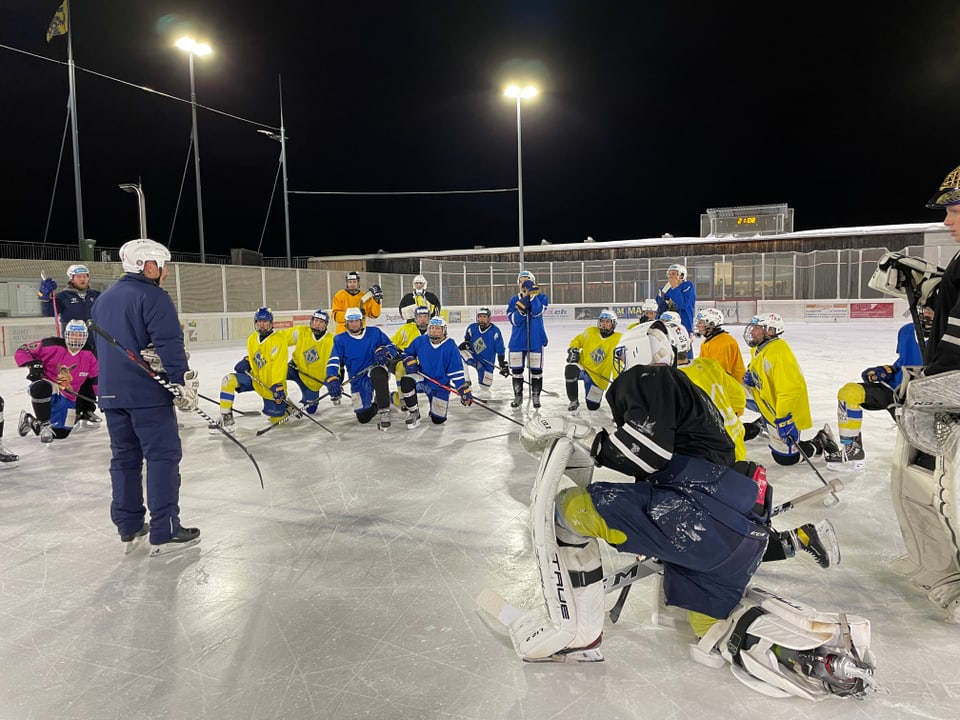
[65,0,85,248]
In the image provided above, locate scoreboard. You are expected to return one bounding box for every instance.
[700,203,793,238]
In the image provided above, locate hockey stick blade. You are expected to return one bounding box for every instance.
[771,478,844,516]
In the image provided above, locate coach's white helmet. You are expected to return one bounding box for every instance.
[120,239,170,274]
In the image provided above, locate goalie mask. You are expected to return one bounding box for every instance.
[412,274,427,295]
[926,164,960,209]
[64,319,88,354]
[613,320,675,374]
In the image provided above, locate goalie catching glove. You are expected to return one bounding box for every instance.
[172,370,199,412]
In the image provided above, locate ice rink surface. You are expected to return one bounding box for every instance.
[1,317,957,719]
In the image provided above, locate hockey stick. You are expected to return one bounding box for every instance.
[87,320,264,489]
[790,438,841,507]
[419,372,524,427]
[473,352,559,396]
[198,392,253,417]
[255,392,332,437]
[771,477,844,516]
[40,272,62,338]
[241,372,337,438]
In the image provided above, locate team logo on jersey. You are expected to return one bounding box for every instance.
[56,362,78,391]
[303,347,319,364]
[590,347,606,365]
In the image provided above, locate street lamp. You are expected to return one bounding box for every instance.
[118,182,148,238]
[504,84,538,267]
[175,36,212,263]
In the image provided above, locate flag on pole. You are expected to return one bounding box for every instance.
[46,1,68,43]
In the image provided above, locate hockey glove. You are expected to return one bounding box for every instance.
[458,340,472,352]
[742,369,759,388]
[773,414,800,444]
[38,277,58,302]
[515,296,529,315]
[498,358,510,377]
[459,381,474,406]
[369,284,384,303]
[25,360,44,382]
[374,345,396,366]
[521,279,539,295]
[666,299,678,312]
[402,355,420,376]
[325,375,343,399]
[861,364,897,384]
[566,347,581,365]
[234,357,251,374]
[140,345,166,374]
[269,382,286,405]
[172,369,199,412]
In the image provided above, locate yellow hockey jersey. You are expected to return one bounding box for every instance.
[680,356,747,461]
[746,337,812,430]
[244,330,292,400]
[288,327,334,391]
[569,326,622,390]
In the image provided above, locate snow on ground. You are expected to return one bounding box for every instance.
[1,318,957,719]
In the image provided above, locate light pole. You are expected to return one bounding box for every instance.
[118,182,148,238]
[175,36,212,263]
[504,84,538,267]
[256,75,292,267]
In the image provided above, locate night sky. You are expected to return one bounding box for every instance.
[2,1,959,259]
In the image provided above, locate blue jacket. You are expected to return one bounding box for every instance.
[507,291,549,351]
[42,286,101,329]
[657,280,696,333]
[90,273,189,409]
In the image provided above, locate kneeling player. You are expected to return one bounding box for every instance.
[15,320,99,444]
[564,309,621,414]
[398,317,472,428]
[325,307,397,430]
[459,307,507,400]
[287,309,336,413]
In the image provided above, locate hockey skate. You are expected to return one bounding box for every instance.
[0,441,19,463]
[121,523,149,554]
[405,408,421,429]
[378,409,391,431]
[567,400,580,415]
[743,418,767,441]
[39,423,55,444]
[77,410,102,429]
[210,411,235,435]
[825,433,865,471]
[391,390,408,412]
[795,520,841,569]
[810,424,840,458]
[149,527,201,557]
[18,410,39,437]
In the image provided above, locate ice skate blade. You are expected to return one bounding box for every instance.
[522,648,604,663]
[149,537,201,557]
[123,535,149,555]
[825,459,865,472]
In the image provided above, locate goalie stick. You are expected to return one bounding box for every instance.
[87,320,265,488]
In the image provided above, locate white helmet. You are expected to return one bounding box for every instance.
[668,263,687,278]
[413,274,427,290]
[696,307,724,329]
[613,320,675,374]
[427,316,447,339]
[659,311,681,325]
[597,309,618,335]
[518,270,536,285]
[64,319,89,354]
[662,319,692,354]
[640,299,658,313]
[120,239,170,274]
[744,313,785,347]
[67,264,90,279]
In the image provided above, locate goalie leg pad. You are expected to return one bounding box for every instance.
[509,437,605,660]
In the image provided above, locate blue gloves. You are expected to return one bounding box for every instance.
[742,369,759,388]
[515,296,529,315]
[459,381,473,406]
[38,278,57,301]
[566,347,581,364]
[270,382,286,405]
[374,345,396,366]
[862,365,896,384]
[402,355,420,375]
[521,279,539,294]
[774,414,799,444]
[325,375,342,399]
[234,357,251,374]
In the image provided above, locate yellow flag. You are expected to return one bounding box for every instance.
[46,1,68,43]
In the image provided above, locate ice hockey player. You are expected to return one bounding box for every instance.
[506,322,872,698]
[391,305,431,352]
[459,306,507,400]
[564,309,621,415]
[821,306,932,471]
[397,316,473,428]
[742,313,834,466]
[325,306,398,430]
[15,320,99,444]
[640,298,658,322]
[656,263,696,335]
[216,307,294,432]
[924,164,960,375]
[331,271,383,334]
[695,307,746,382]
[91,238,200,556]
[398,274,441,322]
[0,395,19,462]
[287,309,337,414]
[507,270,549,408]
[38,263,101,332]
[665,319,839,569]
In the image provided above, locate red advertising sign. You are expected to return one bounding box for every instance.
[850,303,894,319]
